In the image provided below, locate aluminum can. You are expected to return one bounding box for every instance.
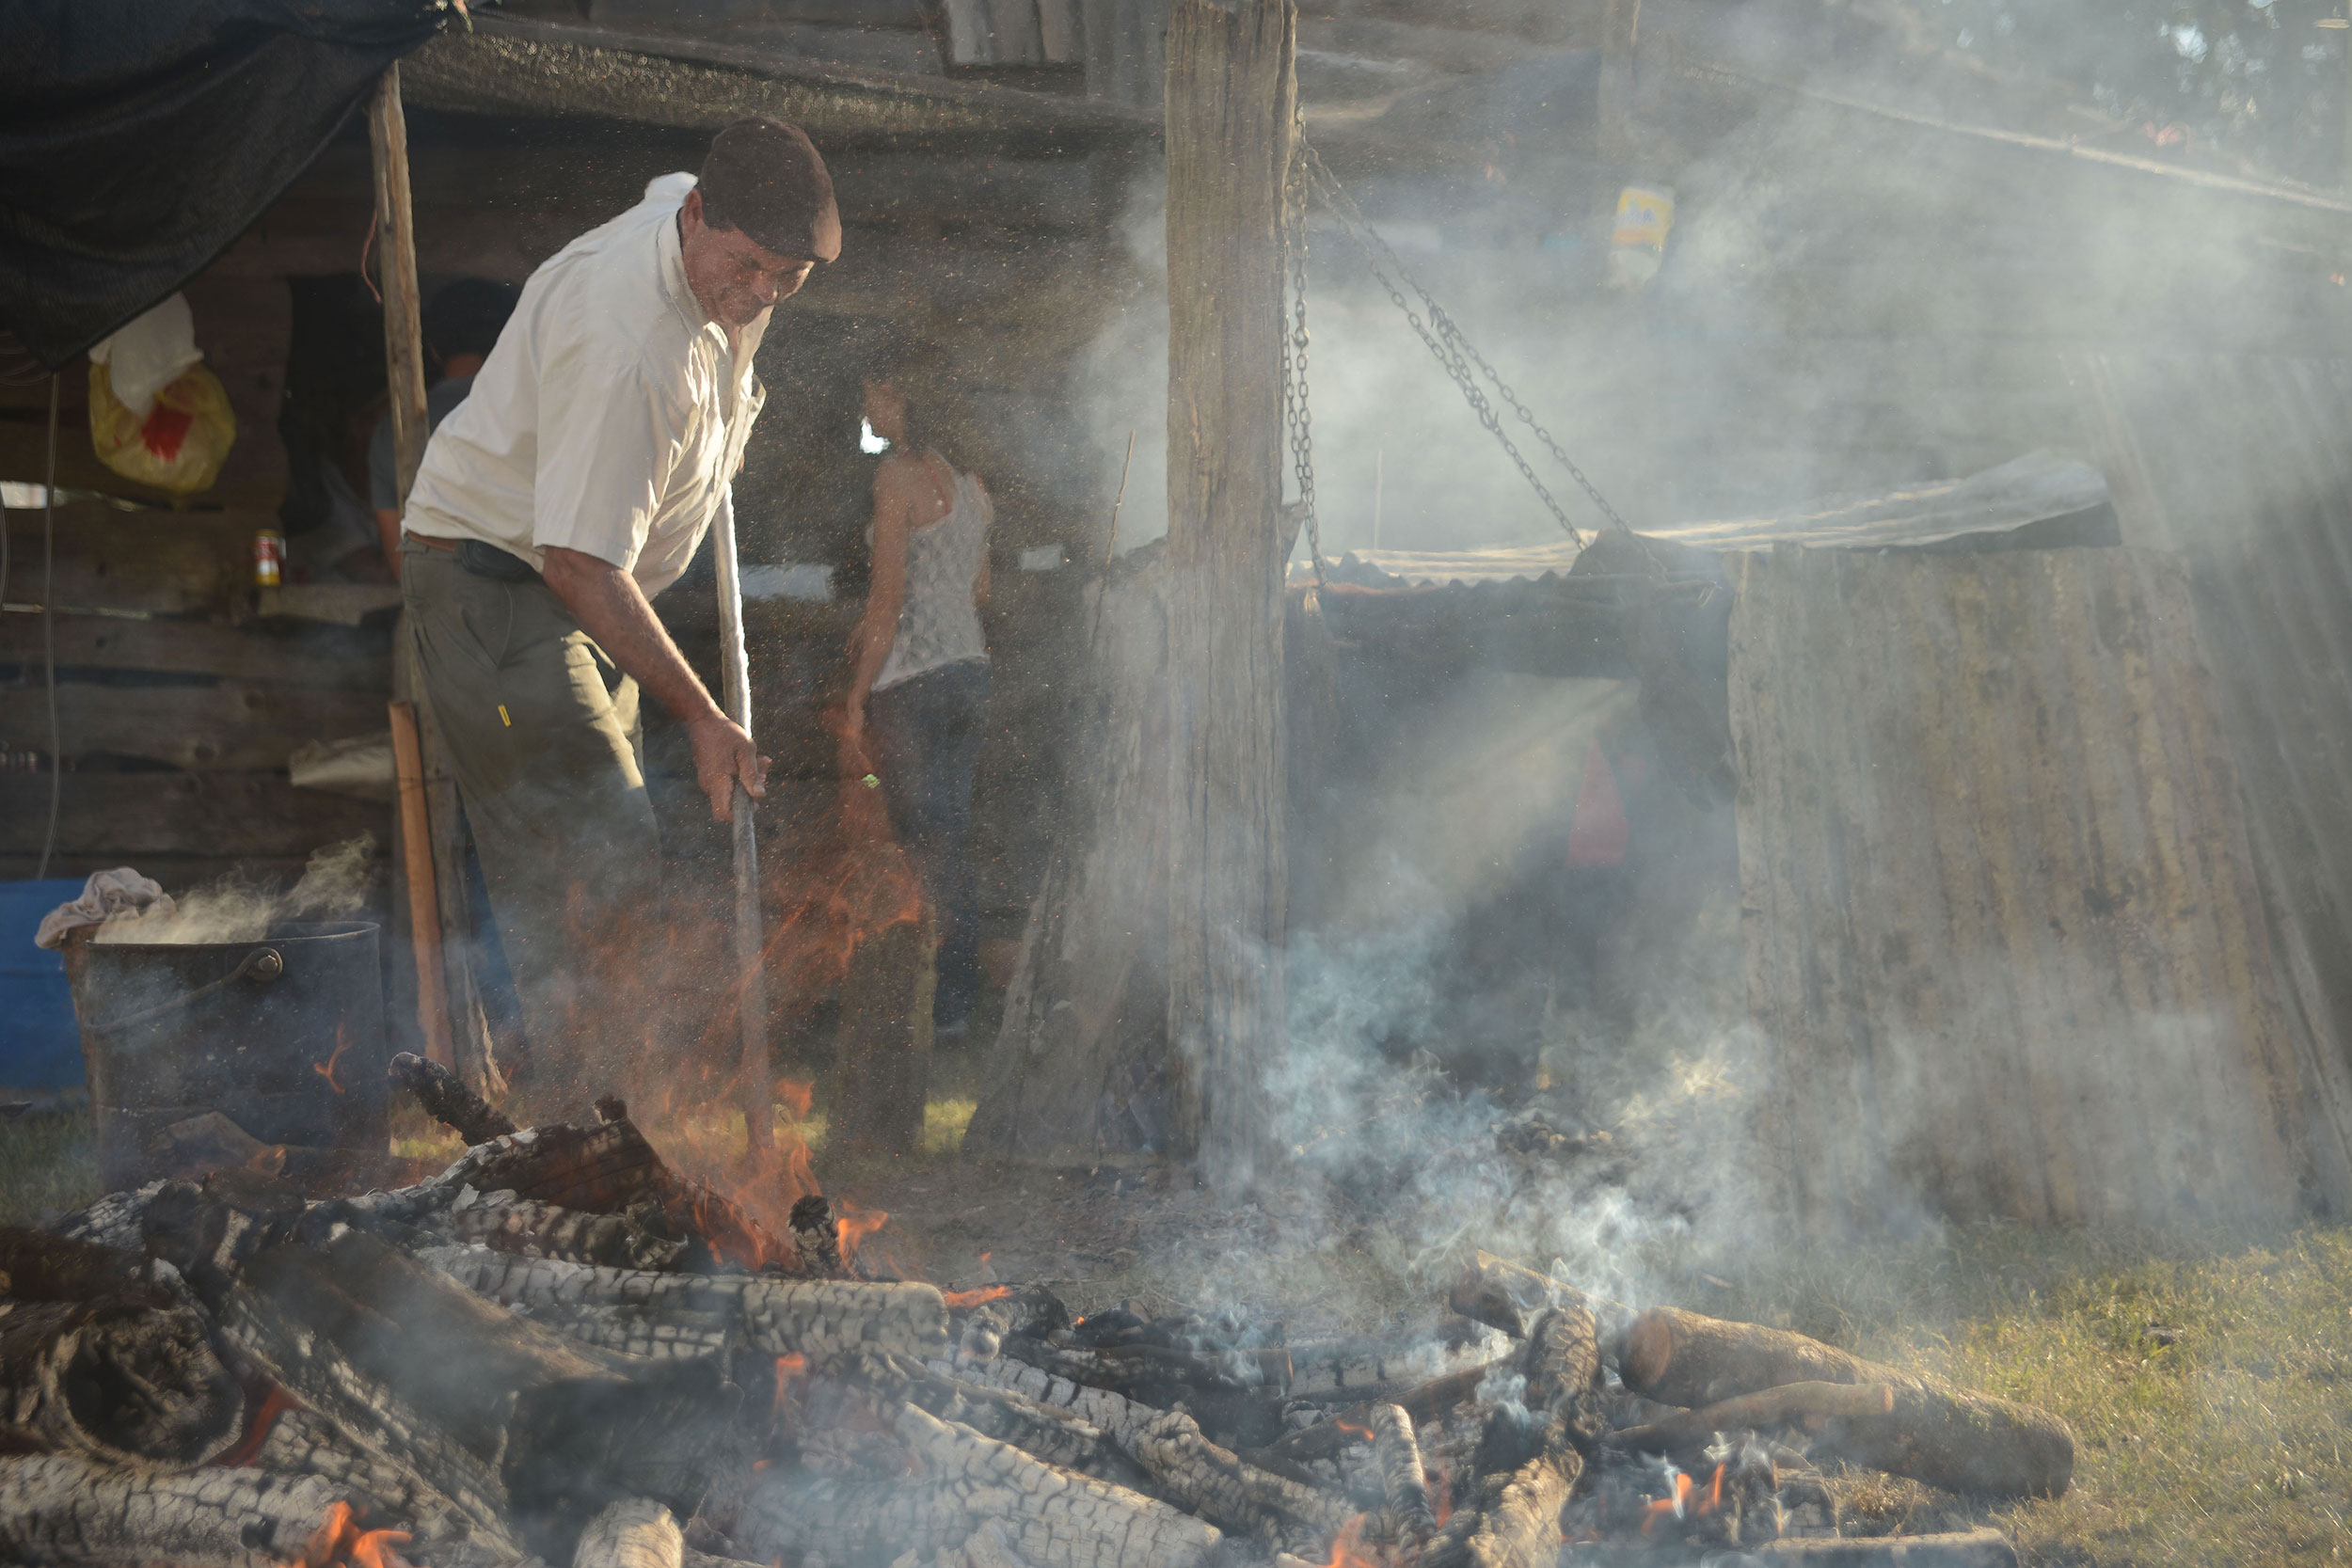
[253,530,285,588]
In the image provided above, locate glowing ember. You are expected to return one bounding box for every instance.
[1640,1470,1693,1536]
[216,1384,301,1469]
[1333,1418,1375,1443]
[941,1285,1012,1309]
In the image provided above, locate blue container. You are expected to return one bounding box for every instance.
[0,879,89,1089]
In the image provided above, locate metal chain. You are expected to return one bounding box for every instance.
[1297,140,1631,542]
[1280,137,1326,586]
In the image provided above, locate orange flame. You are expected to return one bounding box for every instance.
[294,1500,413,1568]
[1640,1471,1694,1537]
[835,1200,888,1264]
[217,1384,301,1469]
[1334,1418,1375,1443]
[943,1285,1013,1309]
[1700,1463,1725,1514]
[770,1352,809,1425]
[777,1078,815,1119]
[1429,1455,1453,1528]
[311,1027,349,1096]
[1323,1513,1378,1568]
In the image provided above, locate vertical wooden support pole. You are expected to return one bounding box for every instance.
[711,497,773,1155]
[1162,0,1294,1184]
[370,66,430,501]
[389,702,454,1067]
[373,63,496,1093]
[1597,0,1641,153]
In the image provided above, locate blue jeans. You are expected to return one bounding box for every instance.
[867,660,990,1025]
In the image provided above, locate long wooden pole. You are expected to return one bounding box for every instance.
[373,63,494,1090]
[388,701,454,1068]
[1162,0,1295,1185]
[711,499,772,1156]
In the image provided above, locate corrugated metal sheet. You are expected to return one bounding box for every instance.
[1296,451,2110,586]
[1730,546,2319,1231]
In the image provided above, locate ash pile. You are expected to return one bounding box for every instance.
[0,1060,2068,1568]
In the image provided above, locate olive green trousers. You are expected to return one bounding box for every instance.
[400,539,660,1116]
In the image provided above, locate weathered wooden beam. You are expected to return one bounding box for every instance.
[0,682,383,772]
[0,612,390,689]
[1161,0,1295,1180]
[0,773,385,859]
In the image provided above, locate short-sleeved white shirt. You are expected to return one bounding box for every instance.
[401,172,768,596]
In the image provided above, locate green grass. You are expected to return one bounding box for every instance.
[1688,1224,2352,1566]
[4,1101,2345,1566]
[0,1110,99,1227]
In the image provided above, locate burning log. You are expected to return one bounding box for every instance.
[389,1051,518,1146]
[1619,1308,2074,1498]
[1426,1450,1579,1568]
[0,1452,344,1567]
[1365,1402,1436,1539]
[736,1402,1226,1568]
[1446,1252,1628,1342]
[250,1402,517,1556]
[45,1182,167,1254]
[423,1246,952,1362]
[1609,1381,1897,1453]
[246,1232,628,1461]
[937,1354,1163,1448]
[1753,1528,2020,1568]
[1250,1360,1504,1467]
[574,1497,682,1568]
[215,1280,516,1539]
[530,1303,737,1362]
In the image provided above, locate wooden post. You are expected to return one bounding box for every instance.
[388,702,454,1069]
[710,494,772,1156]
[369,65,430,501]
[1162,0,1295,1183]
[372,63,497,1095]
[1597,0,1640,152]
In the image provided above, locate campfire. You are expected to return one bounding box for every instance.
[0,1057,2069,1568]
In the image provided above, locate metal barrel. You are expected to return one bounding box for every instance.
[61,921,389,1190]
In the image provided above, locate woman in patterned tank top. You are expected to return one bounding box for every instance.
[844,359,993,1037]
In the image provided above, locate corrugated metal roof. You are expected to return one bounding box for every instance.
[1298,451,2112,587]
[1730,545,2323,1231]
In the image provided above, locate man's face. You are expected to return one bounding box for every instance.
[678,190,816,330]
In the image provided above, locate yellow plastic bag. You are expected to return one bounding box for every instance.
[87,358,236,495]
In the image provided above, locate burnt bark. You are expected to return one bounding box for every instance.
[0,1292,244,1465]
[0,1452,342,1567]
[389,1051,518,1146]
[1425,1450,1578,1568]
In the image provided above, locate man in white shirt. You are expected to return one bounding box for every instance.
[397,116,839,1111]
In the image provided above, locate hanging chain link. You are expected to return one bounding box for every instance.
[1279,133,1326,586]
[1295,139,1631,545]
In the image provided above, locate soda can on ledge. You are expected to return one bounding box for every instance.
[253,529,285,588]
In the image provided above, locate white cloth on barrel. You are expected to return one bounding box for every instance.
[35,869,172,950]
[399,171,768,596]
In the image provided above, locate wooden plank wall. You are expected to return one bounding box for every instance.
[0,504,390,886]
[1728,545,2318,1233]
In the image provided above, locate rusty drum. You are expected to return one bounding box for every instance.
[61,921,389,1189]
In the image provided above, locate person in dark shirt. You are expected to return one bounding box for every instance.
[368,278,521,578]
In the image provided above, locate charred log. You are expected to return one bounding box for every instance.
[423,1246,951,1362]
[573,1497,683,1568]
[1447,1252,1627,1342]
[0,1452,342,1567]
[438,1190,689,1272]
[389,1051,519,1146]
[0,1291,244,1465]
[1609,1381,1895,1455]
[1365,1402,1436,1540]
[1425,1450,1579,1568]
[735,1402,1226,1568]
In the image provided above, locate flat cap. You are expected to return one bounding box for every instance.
[698,116,841,263]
